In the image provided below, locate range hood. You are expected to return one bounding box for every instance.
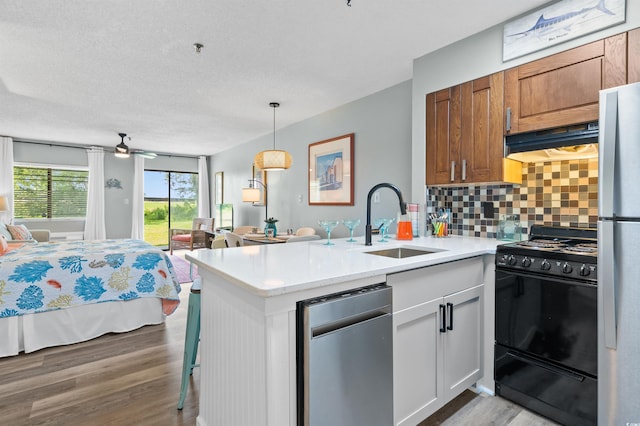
[505,122,599,163]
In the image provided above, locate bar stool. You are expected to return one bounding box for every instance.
[177,277,201,410]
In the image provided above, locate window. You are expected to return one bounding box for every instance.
[143,170,198,247]
[13,165,88,219]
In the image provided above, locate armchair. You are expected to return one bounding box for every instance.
[170,218,214,255]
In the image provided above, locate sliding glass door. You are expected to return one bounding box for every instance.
[144,170,198,248]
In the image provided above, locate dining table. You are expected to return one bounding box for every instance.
[242,233,294,245]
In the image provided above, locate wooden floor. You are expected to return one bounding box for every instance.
[0,273,199,425]
[421,390,559,426]
[0,251,558,426]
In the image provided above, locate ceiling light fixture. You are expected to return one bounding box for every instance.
[115,133,130,158]
[193,43,204,53]
[254,102,292,171]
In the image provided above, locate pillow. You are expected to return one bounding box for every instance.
[0,222,12,241]
[0,235,8,254]
[7,224,33,240]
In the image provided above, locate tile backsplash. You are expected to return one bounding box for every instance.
[426,158,598,239]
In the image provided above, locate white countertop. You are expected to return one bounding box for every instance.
[186,235,502,297]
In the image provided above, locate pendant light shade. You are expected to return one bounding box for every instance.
[255,102,292,170]
[115,133,130,158]
[254,149,292,170]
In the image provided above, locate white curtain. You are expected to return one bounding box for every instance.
[131,155,145,239]
[84,147,106,240]
[198,155,210,218]
[0,137,14,224]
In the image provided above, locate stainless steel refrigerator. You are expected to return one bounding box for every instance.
[598,82,640,425]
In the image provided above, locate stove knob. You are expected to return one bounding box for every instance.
[507,255,517,266]
[579,264,591,277]
[562,262,573,274]
[521,257,532,268]
[540,260,551,271]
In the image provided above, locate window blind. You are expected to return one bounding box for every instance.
[13,166,88,219]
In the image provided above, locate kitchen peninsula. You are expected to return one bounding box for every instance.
[187,235,501,426]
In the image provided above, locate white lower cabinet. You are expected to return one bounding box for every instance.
[389,257,484,426]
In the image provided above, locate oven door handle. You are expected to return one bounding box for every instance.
[496,267,596,287]
[506,350,586,382]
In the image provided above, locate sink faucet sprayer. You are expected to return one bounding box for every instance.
[365,183,407,246]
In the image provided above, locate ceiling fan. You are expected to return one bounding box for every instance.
[115,133,157,159]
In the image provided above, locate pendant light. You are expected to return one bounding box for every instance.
[115,133,130,158]
[254,102,292,171]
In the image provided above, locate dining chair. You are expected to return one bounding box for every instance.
[211,235,227,249]
[295,227,316,237]
[232,226,255,235]
[170,218,215,255]
[224,232,245,247]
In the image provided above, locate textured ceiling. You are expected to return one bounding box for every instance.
[0,0,550,156]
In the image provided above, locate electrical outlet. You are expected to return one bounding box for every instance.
[482,201,494,218]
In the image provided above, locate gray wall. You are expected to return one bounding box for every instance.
[210,80,413,238]
[13,141,198,238]
[410,3,640,202]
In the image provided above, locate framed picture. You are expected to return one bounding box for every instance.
[252,164,267,206]
[503,0,626,61]
[308,133,354,206]
[215,172,224,205]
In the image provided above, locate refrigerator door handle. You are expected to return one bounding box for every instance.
[599,91,618,218]
[600,220,617,349]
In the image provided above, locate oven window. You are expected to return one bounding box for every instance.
[495,270,597,377]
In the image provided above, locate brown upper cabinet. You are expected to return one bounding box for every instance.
[426,72,521,186]
[504,33,627,134]
[628,28,640,83]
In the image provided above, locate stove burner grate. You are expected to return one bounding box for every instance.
[517,240,567,249]
[563,245,598,254]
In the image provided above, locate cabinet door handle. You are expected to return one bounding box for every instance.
[439,304,447,333]
[450,161,456,182]
[506,107,511,132]
[446,302,453,331]
[461,160,467,181]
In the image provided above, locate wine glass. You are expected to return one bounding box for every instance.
[374,218,394,242]
[342,219,361,242]
[383,218,396,242]
[318,219,340,246]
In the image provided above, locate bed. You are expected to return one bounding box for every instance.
[0,239,181,357]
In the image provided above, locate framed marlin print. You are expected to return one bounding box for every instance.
[503,0,626,61]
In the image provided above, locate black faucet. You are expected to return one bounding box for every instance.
[365,183,407,246]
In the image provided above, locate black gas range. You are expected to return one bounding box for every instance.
[494,225,598,425]
[496,225,597,283]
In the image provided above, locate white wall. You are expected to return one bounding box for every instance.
[210,80,413,238]
[410,3,640,203]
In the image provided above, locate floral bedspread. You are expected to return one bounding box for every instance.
[0,239,181,318]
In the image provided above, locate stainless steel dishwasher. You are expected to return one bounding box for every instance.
[296,283,393,426]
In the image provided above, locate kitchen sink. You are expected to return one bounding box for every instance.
[364,247,439,259]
